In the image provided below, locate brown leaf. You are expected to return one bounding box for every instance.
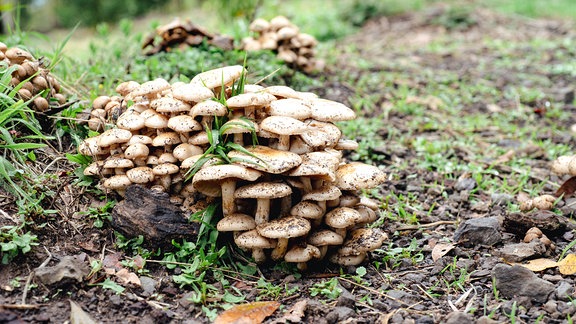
[558,254,576,275]
[493,149,515,165]
[555,176,576,197]
[270,300,307,324]
[516,258,558,272]
[214,301,280,324]
[432,242,454,262]
[115,268,141,286]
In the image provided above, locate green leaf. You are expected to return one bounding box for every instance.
[96,278,125,294]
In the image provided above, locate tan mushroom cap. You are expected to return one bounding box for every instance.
[92,96,111,110]
[551,155,575,175]
[98,128,133,147]
[256,216,311,239]
[296,33,317,47]
[144,111,169,129]
[152,132,181,146]
[127,135,153,146]
[191,100,228,118]
[151,97,192,114]
[116,112,146,131]
[172,143,203,161]
[5,47,33,64]
[234,182,292,199]
[152,163,180,175]
[290,201,324,220]
[242,84,265,93]
[329,252,367,266]
[115,80,140,96]
[306,99,356,122]
[335,162,387,191]
[158,152,178,164]
[284,244,321,263]
[270,16,292,30]
[235,229,277,249]
[217,213,257,232]
[78,137,108,156]
[188,131,210,145]
[130,78,171,97]
[260,116,308,136]
[191,65,245,90]
[124,143,149,160]
[302,185,342,202]
[126,166,155,184]
[325,207,362,229]
[167,115,202,133]
[172,83,214,103]
[300,120,341,149]
[308,229,344,246]
[103,156,134,169]
[192,164,263,197]
[84,161,104,176]
[249,18,270,32]
[266,98,311,120]
[228,145,302,174]
[263,86,299,99]
[339,228,387,256]
[287,151,340,182]
[335,139,359,151]
[226,92,276,109]
[277,26,299,40]
[103,174,132,190]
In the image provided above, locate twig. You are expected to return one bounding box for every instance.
[396,220,457,231]
[0,209,19,224]
[0,303,42,309]
[22,246,52,305]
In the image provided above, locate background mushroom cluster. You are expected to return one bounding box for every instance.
[1,42,66,112]
[241,16,324,73]
[79,65,386,268]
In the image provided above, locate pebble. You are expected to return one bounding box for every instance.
[496,240,546,262]
[326,306,355,323]
[444,311,472,324]
[556,281,574,301]
[139,276,157,296]
[453,216,502,246]
[493,264,555,304]
[455,177,477,191]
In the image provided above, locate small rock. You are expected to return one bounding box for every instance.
[139,276,156,296]
[444,311,472,324]
[493,264,555,304]
[109,294,122,307]
[453,217,502,246]
[455,177,476,191]
[491,193,513,205]
[326,306,354,323]
[35,255,90,286]
[543,300,558,313]
[496,240,546,262]
[335,285,356,308]
[556,281,574,301]
[476,315,499,324]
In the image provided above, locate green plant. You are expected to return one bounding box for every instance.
[310,277,342,300]
[0,222,38,264]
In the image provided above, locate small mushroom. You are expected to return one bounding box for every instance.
[234,182,292,225]
[227,145,302,174]
[260,116,308,151]
[257,216,311,260]
[307,229,344,259]
[324,207,362,238]
[284,244,321,271]
[335,162,387,191]
[217,213,257,239]
[235,229,277,263]
[339,228,387,256]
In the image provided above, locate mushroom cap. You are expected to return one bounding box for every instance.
[84,161,104,176]
[124,143,150,160]
[131,78,171,97]
[306,99,356,122]
[266,98,311,120]
[551,155,574,175]
[234,182,292,199]
[172,84,214,103]
[191,65,245,90]
[308,229,344,246]
[270,16,292,30]
[335,162,387,191]
[284,244,321,263]
[172,143,203,161]
[167,115,202,133]
[226,92,276,109]
[217,213,257,232]
[158,152,178,164]
[329,252,367,266]
[249,18,270,32]
[188,131,210,145]
[325,207,362,229]
[296,33,317,47]
[151,97,192,114]
[302,185,342,202]
[228,145,302,174]
[235,229,277,249]
[290,201,324,220]
[144,111,169,129]
[263,86,299,99]
[103,156,134,169]
[256,216,311,239]
[339,228,388,256]
[78,136,108,156]
[335,139,359,151]
[126,166,155,184]
[92,96,111,110]
[97,128,133,147]
[152,163,180,175]
[337,193,361,207]
[287,151,340,181]
[116,112,146,131]
[191,100,228,118]
[192,164,263,197]
[221,118,259,135]
[260,116,308,136]
[103,174,132,190]
[152,132,182,146]
[242,84,265,93]
[300,120,341,149]
[127,135,153,146]
[276,26,299,40]
[115,80,140,96]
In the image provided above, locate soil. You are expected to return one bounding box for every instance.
[1,5,576,324]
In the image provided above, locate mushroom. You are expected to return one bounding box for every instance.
[221,118,259,145]
[102,174,132,196]
[172,83,214,104]
[103,155,134,175]
[260,116,308,151]
[190,65,245,91]
[234,182,292,225]
[307,229,344,259]
[256,216,311,260]
[217,213,257,239]
[126,166,155,184]
[284,244,321,271]
[302,184,342,213]
[329,252,367,266]
[324,207,362,238]
[287,151,340,192]
[97,128,133,155]
[152,163,180,191]
[299,120,341,149]
[226,92,276,119]
[192,164,262,216]
[339,228,387,256]
[266,98,311,120]
[335,162,387,191]
[227,145,302,174]
[235,229,277,263]
[290,201,324,223]
[124,142,150,166]
[306,98,356,122]
[190,99,228,127]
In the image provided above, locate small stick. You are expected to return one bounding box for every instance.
[396,220,457,231]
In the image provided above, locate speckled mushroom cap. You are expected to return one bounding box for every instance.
[551,155,576,175]
[266,98,311,120]
[124,143,149,161]
[78,136,108,156]
[329,252,367,266]
[308,229,344,246]
[103,156,134,169]
[290,201,324,220]
[284,244,321,263]
[335,162,386,191]
[152,132,181,146]
[262,86,300,99]
[116,112,145,131]
[191,65,245,90]
[287,151,340,181]
[335,139,359,151]
[152,163,180,175]
[97,128,133,147]
[306,98,356,122]
[299,120,341,149]
[234,182,292,200]
[339,228,387,256]
[235,229,277,249]
[228,145,302,174]
[130,78,171,98]
[192,164,263,197]
[302,185,342,202]
[217,213,257,232]
[226,92,276,109]
[151,97,191,114]
[103,174,132,190]
[324,207,362,229]
[260,116,308,136]
[191,100,228,118]
[172,143,203,161]
[126,166,155,184]
[256,216,311,239]
[116,80,140,96]
[172,84,214,103]
[167,115,202,133]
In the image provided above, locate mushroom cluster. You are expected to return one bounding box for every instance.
[142,18,234,55]
[79,65,387,268]
[0,42,66,111]
[241,16,324,73]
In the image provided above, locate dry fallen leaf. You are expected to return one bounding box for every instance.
[432,242,454,262]
[558,254,576,275]
[516,258,558,272]
[556,176,576,197]
[115,268,141,286]
[214,301,280,324]
[270,299,307,324]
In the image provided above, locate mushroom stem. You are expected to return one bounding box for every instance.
[318,246,328,259]
[279,195,292,217]
[278,135,290,151]
[301,177,312,193]
[271,238,289,260]
[254,198,271,225]
[296,262,308,271]
[221,179,237,216]
[335,228,347,240]
[252,248,266,263]
[233,133,244,145]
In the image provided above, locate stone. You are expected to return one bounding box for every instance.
[335,284,356,308]
[556,281,574,301]
[326,306,354,323]
[139,276,157,296]
[453,217,502,247]
[476,316,499,324]
[491,193,513,205]
[444,312,473,324]
[35,255,90,286]
[493,264,555,304]
[454,177,476,191]
[496,240,546,262]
